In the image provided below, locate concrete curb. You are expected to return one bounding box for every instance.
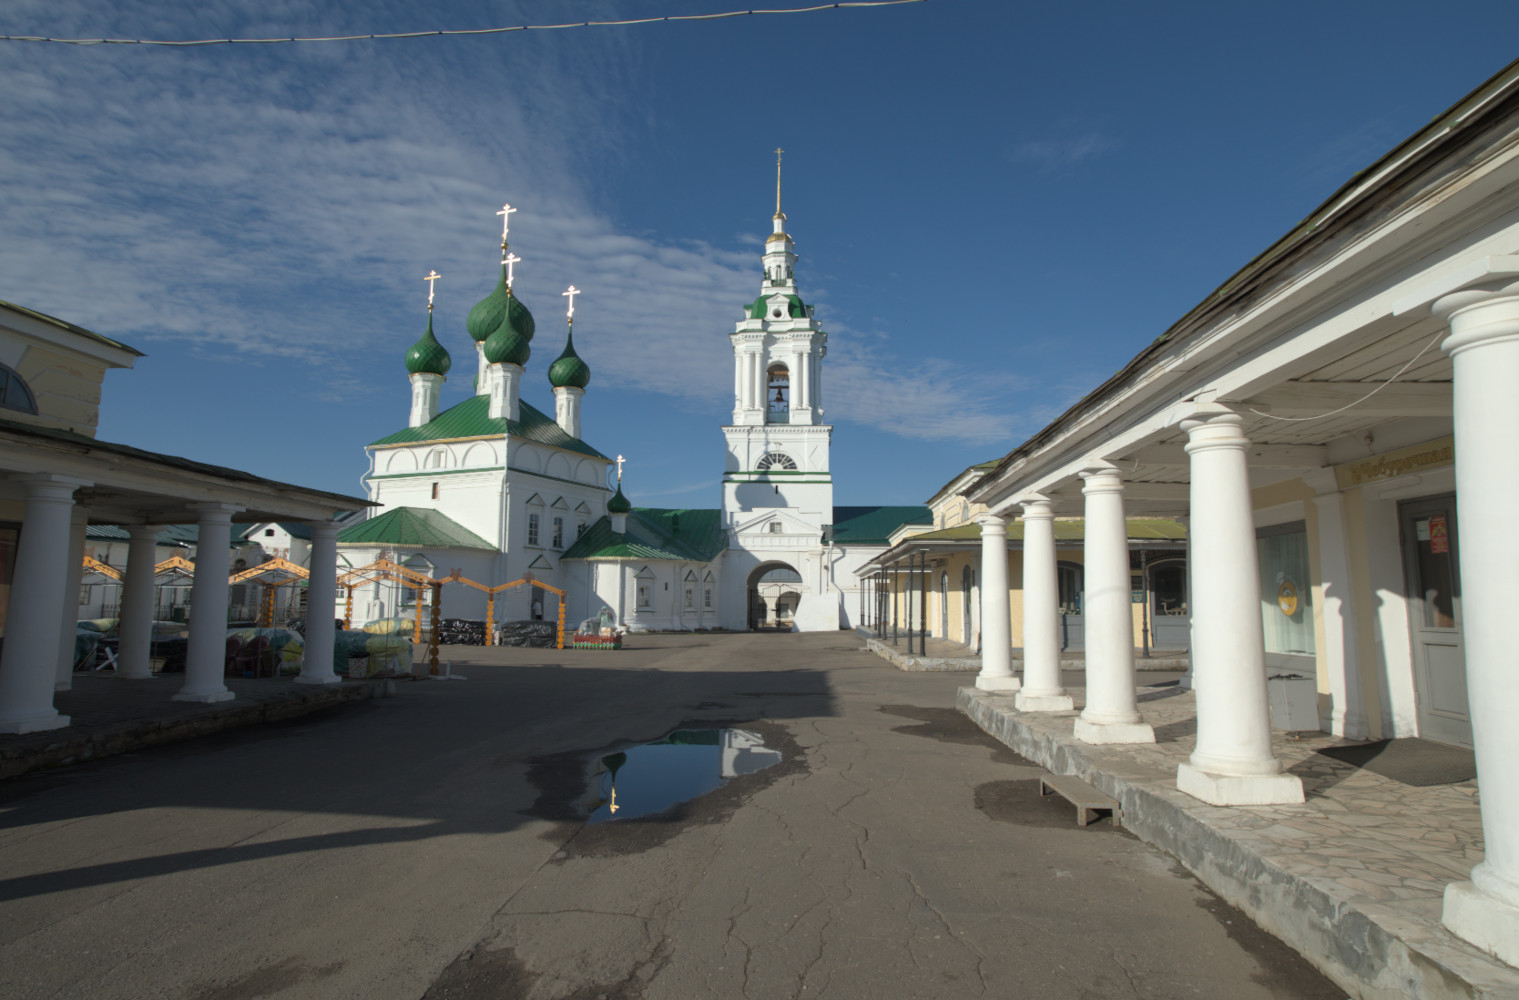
[0,682,387,781]
[860,636,1190,674]
[957,687,1519,1000]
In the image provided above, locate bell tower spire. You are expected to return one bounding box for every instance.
[722,152,833,560]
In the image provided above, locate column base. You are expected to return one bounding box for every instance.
[1015,691,1074,712]
[0,711,70,734]
[1074,717,1155,744]
[975,673,1021,693]
[172,688,235,704]
[1443,880,1519,968]
[295,673,341,686]
[115,673,157,681]
[1176,762,1304,806]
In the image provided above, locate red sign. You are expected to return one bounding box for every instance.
[1429,515,1449,555]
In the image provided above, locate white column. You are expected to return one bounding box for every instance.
[1304,470,1366,738]
[1015,497,1073,712]
[116,525,160,680]
[974,513,1018,692]
[1434,289,1519,966]
[175,503,241,703]
[0,476,88,732]
[1073,463,1153,744]
[298,520,341,685]
[1176,406,1302,805]
[55,508,89,690]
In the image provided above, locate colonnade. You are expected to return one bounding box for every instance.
[969,285,1519,964]
[0,499,346,733]
[974,402,1302,803]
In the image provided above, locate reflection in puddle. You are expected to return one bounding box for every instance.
[582,729,782,823]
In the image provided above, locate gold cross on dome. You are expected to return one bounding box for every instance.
[615,454,625,482]
[503,253,521,286]
[424,270,442,310]
[496,203,517,242]
[563,285,580,319]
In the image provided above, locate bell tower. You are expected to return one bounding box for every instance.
[722,150,832,536]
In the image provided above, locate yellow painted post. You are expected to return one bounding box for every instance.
[344,589,353,631]
[557,594,565,649]
[413,590,423,645]
[485,592,495,647]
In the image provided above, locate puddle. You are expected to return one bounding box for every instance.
[581,728,782,823]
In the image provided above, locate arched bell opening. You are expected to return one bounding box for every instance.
[766,364,789,424]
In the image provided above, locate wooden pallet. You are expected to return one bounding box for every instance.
[1040,774,1121,828]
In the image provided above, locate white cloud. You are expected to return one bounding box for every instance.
[0,0,1033,449]
[1010,132,1119,172]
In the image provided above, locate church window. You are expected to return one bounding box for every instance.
[577,520,586,539]
[756,452,798,471]
[552,517,564,549]
[769,522,783,534]
[0,363,37,415]
[264,529,275,537]
[685,586,694,609]
[431,482,439,500]
[426,449,447,469]
[704,586,713,609]
[527,513,540,546]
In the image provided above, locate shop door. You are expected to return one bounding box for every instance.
[1400,496,1470,749]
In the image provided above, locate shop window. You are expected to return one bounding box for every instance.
[1057,561,1083,615]
[1257,521,1314,656]
[1149,559,1187,617]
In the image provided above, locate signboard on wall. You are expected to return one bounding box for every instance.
[1335,436,1454,489]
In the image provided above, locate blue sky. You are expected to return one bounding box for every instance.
[3,1,1517,509]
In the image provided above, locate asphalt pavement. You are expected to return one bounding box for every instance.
[0,632,1341,999]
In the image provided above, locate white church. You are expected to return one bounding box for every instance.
[338,180,929,632]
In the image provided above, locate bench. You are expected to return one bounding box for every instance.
[1039,774,1121,828]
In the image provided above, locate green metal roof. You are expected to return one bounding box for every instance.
[562,508,727,562]
[904,518,1188,544]
[336,507,495,550]
[829,506,933,545]
[368,393,609,460]
[744,292,810,321]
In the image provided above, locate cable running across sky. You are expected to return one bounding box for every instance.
[0,0,929,46]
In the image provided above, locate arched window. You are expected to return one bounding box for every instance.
[766,365,789,422]
[756,452,797,471]
[0,363,37,415]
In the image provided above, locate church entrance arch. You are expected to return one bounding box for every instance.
[747,561,803,631]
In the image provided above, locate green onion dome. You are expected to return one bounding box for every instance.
[482,291,535,366]
[404,312,452,376]
[466,266,509,342]
[547,327,591,389]
[607,484,632,514]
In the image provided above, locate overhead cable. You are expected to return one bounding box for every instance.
[0,1,929,46]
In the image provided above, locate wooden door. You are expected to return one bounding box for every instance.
[1400,496,1470,749]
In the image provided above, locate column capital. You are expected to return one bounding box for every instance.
[1300,467,1340,496]
[1182,403,1250,454]
[1017,493,1054,519]
[188,502,244,522]
[305,518,342,540]
[13,474,91,500]
[1079,459,1123,493]
[1435,288,1519,358]
[972,512,1006,531]
[126,523,162,540]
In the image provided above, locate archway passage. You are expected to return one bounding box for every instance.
[747,562,802,631]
